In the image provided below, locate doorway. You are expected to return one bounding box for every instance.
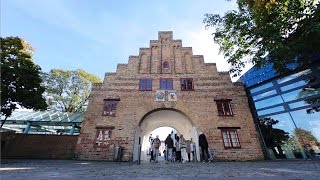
[133,108,200,162]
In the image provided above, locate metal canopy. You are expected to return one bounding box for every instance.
[1,110,85,135]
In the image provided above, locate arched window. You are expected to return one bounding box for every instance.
[163,61,169,69]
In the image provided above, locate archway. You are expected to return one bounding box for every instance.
[133,108,200,162]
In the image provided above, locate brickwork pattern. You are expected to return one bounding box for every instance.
[1,132,78,159]
[75,31,264,161]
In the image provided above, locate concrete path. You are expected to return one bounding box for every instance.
[1,159,320,179]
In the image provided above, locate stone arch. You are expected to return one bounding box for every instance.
[133,108,200,162]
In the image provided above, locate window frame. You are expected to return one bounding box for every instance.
[180,78,194,91]
[102,99,120,117]
[139,78,152,91]
[160,78,173,90]
[163,61,169,69]
[215,99,234,116]
[220,128,241,149]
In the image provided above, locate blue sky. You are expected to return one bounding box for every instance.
[1,0,239,80]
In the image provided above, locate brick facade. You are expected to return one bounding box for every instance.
[75,31,264,161]
[1,132,78,159]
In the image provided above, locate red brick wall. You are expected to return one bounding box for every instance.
[1,132,78,159]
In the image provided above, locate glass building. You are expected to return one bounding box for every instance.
[240,60,320,160]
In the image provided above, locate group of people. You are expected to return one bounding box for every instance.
[148,131,213,163]
[164,133,195,163]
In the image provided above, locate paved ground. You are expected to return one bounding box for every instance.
[1,159,320,180]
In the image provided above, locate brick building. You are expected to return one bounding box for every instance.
[75,31,264,161]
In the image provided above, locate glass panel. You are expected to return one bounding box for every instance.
[217,102,224,115]
[139,80,145,90]
[280,80,308,92]
[257,105,285,116]
[277,69,312,84]
[258,113,306,159]
[250,82,273,94]
[223,102,232,115]
[253,90,277,101]
[160,79,166,89]
[255,95,283,109]
[289,97,320,110]
[167,79,173,90]
[187,79,193,90]
[230,131,240,147]
[146,79,152,90]
[282,88,320,102]
[290,109,320,158]
[181,79,186,90]
[222,131,231,147]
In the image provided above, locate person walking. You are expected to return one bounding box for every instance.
[152,135,161,163]
[180,134,187,163]
[190,138,195,162]
[199,132,211,163]
[149,134,154,162]
[165,134,174,163]
[186,140,191,162]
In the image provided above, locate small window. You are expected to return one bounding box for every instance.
[181,78,193,91]
[221,129,241,148]
[160,78,173,90]
[102,100,119,116]
[163,61,169,69]
[139,79,152,91]
[215,99,233,116]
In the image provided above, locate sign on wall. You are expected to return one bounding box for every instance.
[167,90,177,101]
[155,90,165,101]
[155,90,178,101]
[95,128,112,147]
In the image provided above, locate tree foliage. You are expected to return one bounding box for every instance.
[259,117,290,148]
[204,0,320,77]
[1,37,47,127]
[42,69,101,113]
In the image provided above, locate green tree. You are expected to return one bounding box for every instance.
[204,0,320,77]
[259,117,290,149]
[1,37,47,127]
[294,128,318,143]
[42,69,101,112]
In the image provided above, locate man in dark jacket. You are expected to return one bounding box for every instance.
[199,132,211,162]
[165,134,174,162]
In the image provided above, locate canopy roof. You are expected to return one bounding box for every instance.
[1,110,84,134]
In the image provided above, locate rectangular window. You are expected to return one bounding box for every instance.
[180,78,193,91]
[160,78,173,90]
[95,128,112,147]
[102,99,119,116]
[139,79,152,91]
[215,99,233,116]
[221,129,241,148]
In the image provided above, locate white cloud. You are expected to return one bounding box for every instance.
[310,120,320,141]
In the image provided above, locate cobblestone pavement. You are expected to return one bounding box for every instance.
[1,159,320,180]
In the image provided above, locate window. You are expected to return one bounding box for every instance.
[95,128,112,147]
[215,99,233,116]
[163,61,169,69]
[160,78,173,90]
[221,129,241,148]
[102,99,119,116]
[139,79,152,91]
[180,78,193,91]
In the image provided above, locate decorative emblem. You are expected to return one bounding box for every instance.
[167,90,177,101]
[156,90,165,101]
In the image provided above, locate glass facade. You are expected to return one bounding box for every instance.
[240,61,320,160]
